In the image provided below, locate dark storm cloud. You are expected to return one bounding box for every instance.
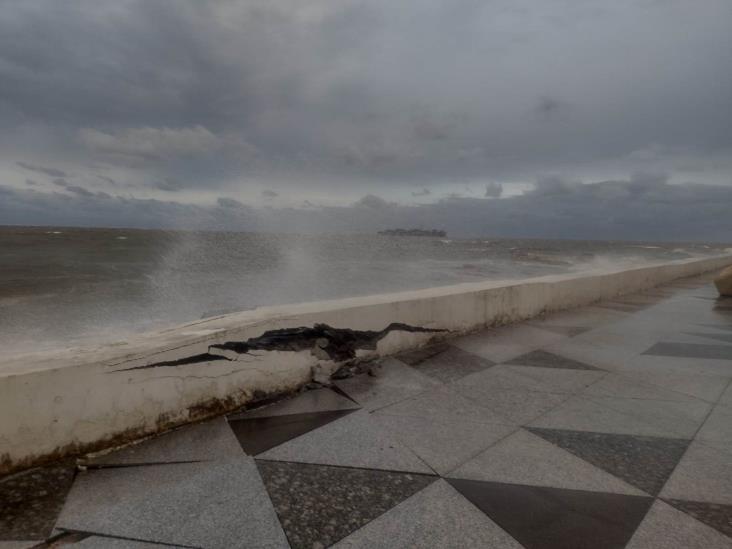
[217,196,246,209]
[16,161,67,178]
[1,0,732,237]
[484,182,503,198]
[4,175,730,241]
[2,1,731,186]
[65,184,95,197]
[412,188,431,197]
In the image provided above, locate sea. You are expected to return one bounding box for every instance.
[1,225,729,357]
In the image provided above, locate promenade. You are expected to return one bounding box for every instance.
[2,272,731,548]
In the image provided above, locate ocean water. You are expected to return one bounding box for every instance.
[0,225,728,356]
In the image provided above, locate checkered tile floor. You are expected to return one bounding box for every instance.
[2,274,732,548]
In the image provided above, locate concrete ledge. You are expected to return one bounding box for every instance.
[2,254,731,474]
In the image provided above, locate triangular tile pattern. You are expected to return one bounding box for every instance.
[228,409,357,455]
[685,332,732,344]
[533,325,591,337]
[257,410,433,474]
[642,342,732,360]
[448,478,653,549]
[0,462,76,541]
[399,345,496,383]
[504,350,601,371]
[256,460,436,549]
[666,499,732,539]
[527,427,690,496]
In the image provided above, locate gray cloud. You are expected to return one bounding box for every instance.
[217,196,246,209]
[25,178,38,186]
[484,182,503,198]
[261,189,279,198]
[1,1,731,237]
[412,188,431,197]
[65,184,95,197]
[16,161,67,178]
[4,174,729,241]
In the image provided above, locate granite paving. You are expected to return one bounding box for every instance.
[3,272,732,547]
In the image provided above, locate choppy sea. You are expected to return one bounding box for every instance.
[1,225,729,356]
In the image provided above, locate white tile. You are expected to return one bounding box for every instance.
[332,480,523,549]
[258,410,432,474]
[626,500,732,549]
[449,429,644,495]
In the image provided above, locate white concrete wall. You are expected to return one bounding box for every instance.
[1,254,731,473]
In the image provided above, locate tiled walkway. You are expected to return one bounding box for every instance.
[3,274,732,548]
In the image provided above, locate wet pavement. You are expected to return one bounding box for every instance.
[2,273,731,548]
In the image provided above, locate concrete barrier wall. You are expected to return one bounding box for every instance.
[2,254,731,473]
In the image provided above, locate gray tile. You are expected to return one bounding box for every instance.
[581,373,702,402]
[396,343,451,366]
[0,543,37,549]
[622,372,730,403]
[87,417,242,466]
[0,463,75,541]
[227,387,359,420]
[529,325,591,337]
[453,325,567,364]
[374,385,510,425]
[453,364,604,396]
[626,500,732,549]
[449,429,644,495]
[372,413,516,475]
[331,479,523,549]
[504,350,601,371]
[666,499,732,540]
[530,395,711,439]
[643,342,732,360]
[334,358,442,411]
[56,458,289,549]
[256,460,435,549]
[662,440,732,505]
[685,332,732,344]
[71,535,175,548]
[229,409,357,456]
[257,410,433,473]
[527,427,690,495]
[697,404,732,443]
[453,381,572,424]
[448,478,653,549]
[402,345,495,382]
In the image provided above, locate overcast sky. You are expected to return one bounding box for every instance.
[1,0,732,239]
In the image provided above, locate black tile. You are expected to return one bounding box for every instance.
[397,343,451,366]
[448,479,652,549]
[0,463,75,540]
[685,332,732,344]
[666,499,732,539]
[642,342,732,360]
[404,345,495,382]
[256,460,435,549]
[527,427,690,495]
[228,409,356,455]
[505,350,601,371]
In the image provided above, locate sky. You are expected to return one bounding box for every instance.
[1,0,732,239]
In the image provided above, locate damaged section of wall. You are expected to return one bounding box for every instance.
[1,254,731,475]
[119,323,447,371]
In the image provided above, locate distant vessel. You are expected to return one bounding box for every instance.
[378,228,447,237]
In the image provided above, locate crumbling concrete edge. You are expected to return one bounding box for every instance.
[1,254,731,475]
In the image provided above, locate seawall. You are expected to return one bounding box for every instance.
[2,254,731,474]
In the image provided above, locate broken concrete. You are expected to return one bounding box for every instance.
[1,254,731,475]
